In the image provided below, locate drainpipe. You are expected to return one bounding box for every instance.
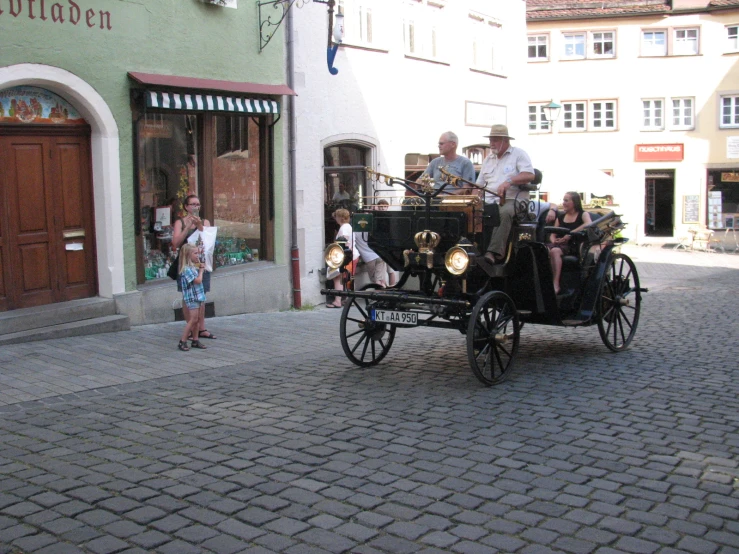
[286,4,301,308]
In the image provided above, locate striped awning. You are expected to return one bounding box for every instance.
[145,90,280,115]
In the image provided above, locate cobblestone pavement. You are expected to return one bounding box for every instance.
[0,246,738,554]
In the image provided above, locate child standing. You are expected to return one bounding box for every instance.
[178,243,207,351]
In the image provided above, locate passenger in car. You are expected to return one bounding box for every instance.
[548,192,592,295]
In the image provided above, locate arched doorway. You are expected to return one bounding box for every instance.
[0,86,96,310]
[323,143,370,245]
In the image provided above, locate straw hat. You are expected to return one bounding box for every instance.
[485,124,514,140]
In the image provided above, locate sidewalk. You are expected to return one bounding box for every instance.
[621,242,739,269]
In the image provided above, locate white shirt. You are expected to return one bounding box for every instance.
[336,222,359,260]
[475,146,534,204]
[354,232,380,263]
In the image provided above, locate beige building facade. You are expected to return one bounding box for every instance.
[524,0,739,243]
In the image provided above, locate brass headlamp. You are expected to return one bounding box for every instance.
[324,238,351,269]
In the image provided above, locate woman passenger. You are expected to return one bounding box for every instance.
[549,192,592,295]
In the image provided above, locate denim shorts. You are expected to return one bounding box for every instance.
[184,300,203,311]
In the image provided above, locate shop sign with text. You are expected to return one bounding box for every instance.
[634,143,684,162]
[0,0,113,30]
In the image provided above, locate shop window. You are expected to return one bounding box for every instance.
[324,144,368,245]
[137,111,271,283]
[707,171,739,230]
[216,116,248,158]
[211,115,263,268]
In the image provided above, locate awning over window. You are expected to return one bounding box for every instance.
[145,90,280,114]
[128,72,295,116]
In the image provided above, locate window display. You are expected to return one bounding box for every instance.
[137,112,266,282]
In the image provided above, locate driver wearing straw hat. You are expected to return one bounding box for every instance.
[476,124,535,264]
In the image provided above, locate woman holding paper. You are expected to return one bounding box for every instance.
[172,194,217,340]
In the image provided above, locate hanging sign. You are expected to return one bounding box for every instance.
[0,86,86,125]
[721,172,739,182]
[634,144,684,162]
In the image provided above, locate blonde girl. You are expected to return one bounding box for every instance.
[178,243,207,351]
[327,208,359,308]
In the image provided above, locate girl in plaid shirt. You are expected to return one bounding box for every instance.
[178,244,207,351]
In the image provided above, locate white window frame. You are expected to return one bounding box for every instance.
[591,100,617,131]
[642,29,667,56]
[528,34,548,62]
[470,13,503,74]
[561,101,587,132]
[642,99,664,131]
[591,31,615,58]
[562,32,586,59]
[338,0,379,48]
[727,25,739,53]
[673,27,699,56]
[528,103,551,133]
[671,97,694,130]
[404,0,445,61]
[720,94,739,129]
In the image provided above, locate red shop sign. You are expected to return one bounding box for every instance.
[634,144,684,162]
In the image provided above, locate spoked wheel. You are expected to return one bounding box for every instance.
[340,284,397,367]
[597,253,641,352]
[466,291,520,386]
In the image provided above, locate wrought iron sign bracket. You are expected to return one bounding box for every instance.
[258,0,308,53]
[258,0,341,74]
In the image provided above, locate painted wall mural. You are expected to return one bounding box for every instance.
[0,86,86,125]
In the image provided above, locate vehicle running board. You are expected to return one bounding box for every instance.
[561,319,587,326]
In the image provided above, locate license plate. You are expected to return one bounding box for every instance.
[372,310,418,326]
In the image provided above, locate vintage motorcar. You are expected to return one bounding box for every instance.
[321,168,645,386]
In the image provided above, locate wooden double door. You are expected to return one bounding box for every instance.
[0,128,96,311]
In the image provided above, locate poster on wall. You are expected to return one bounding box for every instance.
[727,137,739,159]
[682,195,699,224]
[708,190,723,229]
[0,86,86,125]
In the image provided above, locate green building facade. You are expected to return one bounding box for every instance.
[0,0,293,323]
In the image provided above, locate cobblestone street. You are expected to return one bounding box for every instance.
[1,246,738,554]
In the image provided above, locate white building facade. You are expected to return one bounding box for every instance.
[290,0,529,306]
[524,0,739,243]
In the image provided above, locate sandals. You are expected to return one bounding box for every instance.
[178,340,190,351]
[190,340,207,350]
[187,330,217,340]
